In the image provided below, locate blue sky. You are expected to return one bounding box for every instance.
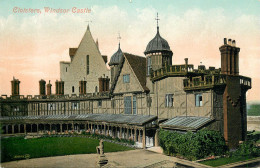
[0,0,259,100]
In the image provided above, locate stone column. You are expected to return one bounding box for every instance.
[138,130,141,143]
[126,128,129,139]
[60,124,62,133]
[119,127,122,139]
[72,123,74,131]
[134,128,137,142]
[12,125,14,134]
[155,129,159,147]
[18,124,21,133]
[36,124,39,133]
[24,124,26,134]
[104,124,107,136]
[142,128,146,149]
[44,124,46,133]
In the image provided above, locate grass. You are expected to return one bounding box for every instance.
[200,156,256,167]
[1,136,134,162]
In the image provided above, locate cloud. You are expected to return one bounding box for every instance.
[0,5,259,101]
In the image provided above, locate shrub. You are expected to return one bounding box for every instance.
[233,141,260,157]
[159,129,228,160]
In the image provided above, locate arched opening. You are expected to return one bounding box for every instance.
[32,124,37,132]
[14,124,19,133]
[26,124,31,133]
[2,125,6,134]
[7,125,12,134]
[20,124,24,133]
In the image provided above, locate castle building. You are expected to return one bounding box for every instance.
[60,25,109,95]
[0,20,252,149]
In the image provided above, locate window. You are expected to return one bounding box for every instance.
[48,103,56,110]
[95,86,98,92]
[72,86,75,93]
[165,94,173,107]
[133,96,137,115]
[195,93,203,107]
[124,96,132,114]
[86,55,89,74]
[147,56,151,75]
[72,102,79,110]
[66,67,67,72]
[123,74,130,83]
[98,100,102,107]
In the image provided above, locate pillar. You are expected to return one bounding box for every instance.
[18,124,21,133]
[126,128,129,139]
[60,124,62,132]
[155,129,159,147]
[134,128,137,142]
[24,124,26,134]
[12,125,14,134]
[142,128,146,149]
[119,127,122,139]
[104,124,107,136]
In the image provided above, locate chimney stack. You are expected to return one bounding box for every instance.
[47,80,52,96]
[219,38,240,75]
[39,79,46,96]
[11,77,20,96]
[184,58,188,72]
[224,38,227,45]
[79,80,87,94]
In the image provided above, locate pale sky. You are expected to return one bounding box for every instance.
[0,0,259,102]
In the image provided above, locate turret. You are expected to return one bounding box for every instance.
[11,77,20,96]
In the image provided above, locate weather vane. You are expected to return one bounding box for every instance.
[117,32,121,44]
[155,12,160,27]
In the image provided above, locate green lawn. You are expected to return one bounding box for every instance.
[200,156,256,167]
[1,136,134,162]
[247,104,260,116]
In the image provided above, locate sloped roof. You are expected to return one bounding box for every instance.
[110,53,149,93]
[108,43,123,66]
[160,116,213,131]
[124,53,149,92]
[0,114,157,126]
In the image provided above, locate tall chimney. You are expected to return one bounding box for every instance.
[47,80,52,96]
[39,79,46,96]
[219,38,240,75]
[11,77,20,96]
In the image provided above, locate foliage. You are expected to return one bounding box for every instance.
[232,141,260,157]
[159,129,228,160]
[247,131,260,143]
[247,104,260,116]
[1,136,134,163]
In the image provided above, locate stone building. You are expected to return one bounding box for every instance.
[60,25,109,95]
[0,22,252,149]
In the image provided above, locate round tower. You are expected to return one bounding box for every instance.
[144,13,173,76]
[108,43,123,82]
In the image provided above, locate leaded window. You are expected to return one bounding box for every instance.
[195,93,203,107]
[124,96,132,114]
[165,94,173,107]
[123,74,130,83]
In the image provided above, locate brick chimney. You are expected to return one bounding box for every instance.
[39,79,46,96]
[219,38,240,75]
[47,80,52,96]
[11,77,20,96]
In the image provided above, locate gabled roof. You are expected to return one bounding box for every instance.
[160,116,213,131]
[124,53,149,92]
[110,53,149,93]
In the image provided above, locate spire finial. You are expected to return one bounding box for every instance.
[117,32,121,48]
[85,20,92,30]
[155,12,160,32]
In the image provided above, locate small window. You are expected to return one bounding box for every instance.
[147,56,151,75]
[95,86,98,92]
[98,100,102,107]
[71,102,79,110]
[48,103,56,110]
[133,96,137,115]
[165,94,173,107]
[86,55,89,75]
[195,93,203,107]
[66,67,67,72]
[123,74,130,83]
[72,86,75,93]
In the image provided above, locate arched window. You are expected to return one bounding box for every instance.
[72,86,75,93]
[95,86,98,92]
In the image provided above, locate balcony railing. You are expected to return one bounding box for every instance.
[183,75,226,90]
